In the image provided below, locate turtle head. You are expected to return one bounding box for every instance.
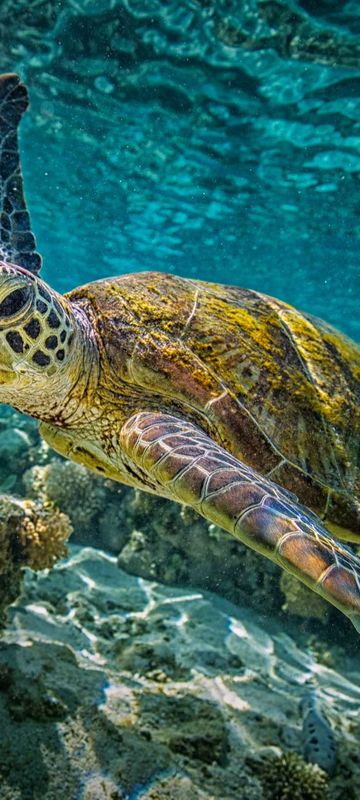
[0,263,79,417]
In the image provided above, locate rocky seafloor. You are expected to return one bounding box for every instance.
[1,541,360,800]
[1,545,360,800]
[0,410,360,798]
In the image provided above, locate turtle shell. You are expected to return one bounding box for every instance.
[68,272,360,537]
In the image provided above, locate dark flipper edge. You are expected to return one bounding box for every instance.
[0,73,42,274]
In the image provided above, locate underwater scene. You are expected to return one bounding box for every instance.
[1,1,360,798]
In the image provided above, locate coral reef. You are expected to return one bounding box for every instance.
[18,500,71,571]
[0,493,71,620]
[280,572,330,624]
[24,459,106,536]
[259,752,328,800]
[0,496,26,619]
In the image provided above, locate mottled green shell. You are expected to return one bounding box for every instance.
[68,272,360,537]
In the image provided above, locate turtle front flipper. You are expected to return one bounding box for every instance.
[120,411,360,632]
[0,73,42,274]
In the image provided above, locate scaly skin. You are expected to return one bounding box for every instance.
[0,74,41,274]
[120,411,360,631]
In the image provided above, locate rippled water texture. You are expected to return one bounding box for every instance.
[2,0,360,338]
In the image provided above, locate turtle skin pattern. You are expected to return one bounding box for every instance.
[69,271,360,539]
[121,411,360,630]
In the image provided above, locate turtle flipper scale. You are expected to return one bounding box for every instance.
[120,411,360,632]
[0,74,41,274]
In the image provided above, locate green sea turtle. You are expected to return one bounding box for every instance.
[1,73,360,629]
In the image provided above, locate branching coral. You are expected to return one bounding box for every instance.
[23,460,106,532]
[259,752,328,800]
[17,500,72,570]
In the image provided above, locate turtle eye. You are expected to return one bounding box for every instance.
[0,286,31,318]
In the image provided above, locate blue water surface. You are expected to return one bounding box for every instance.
[7,1,360,341]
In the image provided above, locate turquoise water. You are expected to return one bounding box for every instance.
[8,0,359,340]
[1,4,360,799]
